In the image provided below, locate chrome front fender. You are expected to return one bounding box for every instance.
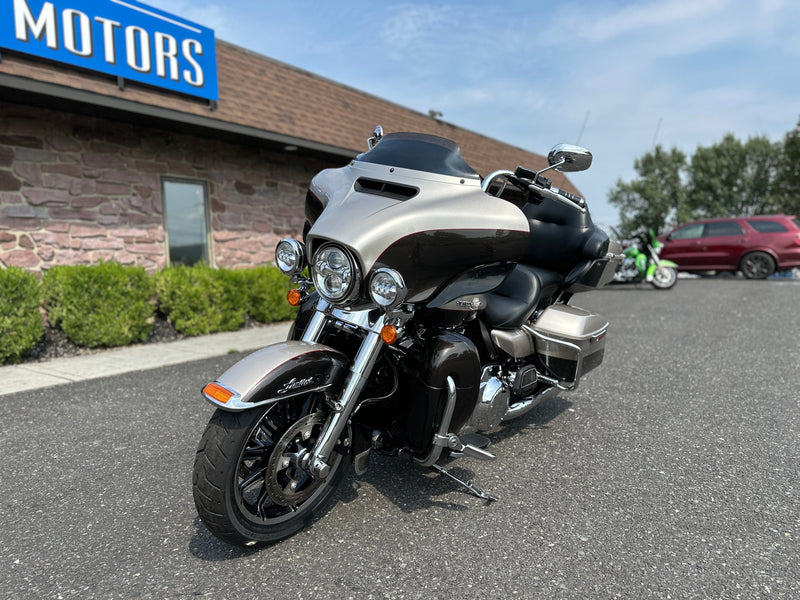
[202,341,349,412]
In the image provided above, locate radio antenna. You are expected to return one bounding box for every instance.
[575,111,590,145]
[652,117,663,148]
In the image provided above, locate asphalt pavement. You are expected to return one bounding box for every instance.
[1,279,798,599]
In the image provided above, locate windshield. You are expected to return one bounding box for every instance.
[356,132,480,180]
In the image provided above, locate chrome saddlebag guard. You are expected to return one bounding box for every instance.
[202,341,349,411]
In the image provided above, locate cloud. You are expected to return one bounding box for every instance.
[379,4,452,49]
[149,0,236,39]
[567,0,728,44]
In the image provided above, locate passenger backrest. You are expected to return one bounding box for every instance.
[520,198,609,275]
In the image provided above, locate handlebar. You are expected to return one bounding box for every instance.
[482,168,587,213]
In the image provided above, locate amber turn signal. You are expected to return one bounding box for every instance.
[203,382,234,404]
[287,289,302,306]
[380,324,398,344]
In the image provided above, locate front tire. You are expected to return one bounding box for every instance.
[193,398,348,547]
[651,266,678,289]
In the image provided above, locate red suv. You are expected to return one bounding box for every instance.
[660,214,800,279]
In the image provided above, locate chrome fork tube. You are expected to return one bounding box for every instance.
[301,299,329,342]
[308,314,386,480]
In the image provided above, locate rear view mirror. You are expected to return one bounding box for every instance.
[547,144,592,173]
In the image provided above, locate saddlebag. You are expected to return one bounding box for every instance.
[529,304,608,388]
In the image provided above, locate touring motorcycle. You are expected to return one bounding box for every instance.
[612,228,678,289]
[193,127,621,547]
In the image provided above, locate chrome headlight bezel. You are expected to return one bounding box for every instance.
[275,239,306,275]
[311,243,360,304]
[368,268,407,310]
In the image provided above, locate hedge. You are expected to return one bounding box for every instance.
[41,262,155,348]
[1,262,298,365]
[154,262,249,336]
[239,264,298,323]
[0,267,44,364]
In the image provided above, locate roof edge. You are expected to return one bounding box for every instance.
[0,71,357,159]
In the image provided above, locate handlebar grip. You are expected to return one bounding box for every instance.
[557,188,585,207]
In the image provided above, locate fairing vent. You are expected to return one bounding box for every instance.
[354,178,419,201]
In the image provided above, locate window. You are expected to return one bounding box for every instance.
[747,220,787,233]
[669,223,704,240]
[703,221,743,237]
[162,179,211,266]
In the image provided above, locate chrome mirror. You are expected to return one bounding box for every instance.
[367,125,384,149]
[547,144,592,172]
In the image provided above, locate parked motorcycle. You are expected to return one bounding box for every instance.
[192,127,621,547]
[612,228,678,289]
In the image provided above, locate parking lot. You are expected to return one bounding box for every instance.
[1,279,798,599]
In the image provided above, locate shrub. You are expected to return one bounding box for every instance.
[41,262,155,348]
[240,265,298,323]
[155,263,247,336]
[0,267,44,364]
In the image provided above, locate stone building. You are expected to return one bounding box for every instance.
[0,36,579,273]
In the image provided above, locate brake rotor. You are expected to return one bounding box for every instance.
[265,412,336,506]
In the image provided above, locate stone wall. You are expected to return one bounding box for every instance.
[0,101,338,272]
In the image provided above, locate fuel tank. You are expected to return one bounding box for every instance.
[306,133,530,303]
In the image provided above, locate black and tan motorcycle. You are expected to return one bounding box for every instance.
[192,127,621,547]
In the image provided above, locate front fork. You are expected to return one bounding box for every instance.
[299,300,387,479]
[636,247,662,278]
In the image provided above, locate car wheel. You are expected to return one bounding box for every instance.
[739,252,776,279]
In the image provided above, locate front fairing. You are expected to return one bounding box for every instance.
[306,161,530,303]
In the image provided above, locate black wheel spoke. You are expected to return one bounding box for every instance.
[238,466,267,493]
[256,487,276,519]
[242,440,266,459]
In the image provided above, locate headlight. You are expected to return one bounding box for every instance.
[275,239,305,275]
[369,268,407,309]
[311,243,359,303]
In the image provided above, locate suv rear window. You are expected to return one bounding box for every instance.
[747,220,787,233]
[704,221,744,237]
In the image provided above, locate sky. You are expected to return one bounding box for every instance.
[154,0,800,228]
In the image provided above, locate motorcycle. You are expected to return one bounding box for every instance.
[192,127,621,547]
[612,228,678,289]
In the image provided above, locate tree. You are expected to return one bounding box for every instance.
[607,145,687,235]
[686,133,780,218]
[774,118,800,216]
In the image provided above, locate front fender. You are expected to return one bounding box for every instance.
[202,341,349,412]
[658,259,679,268]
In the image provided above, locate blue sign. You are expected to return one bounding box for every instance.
[1,0,218,101]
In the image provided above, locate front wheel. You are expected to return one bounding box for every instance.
[193,397,348,547]
[651,266,678,289]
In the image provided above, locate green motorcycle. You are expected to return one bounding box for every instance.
[612,228,678,289]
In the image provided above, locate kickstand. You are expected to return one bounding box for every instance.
[430,464,498,502]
